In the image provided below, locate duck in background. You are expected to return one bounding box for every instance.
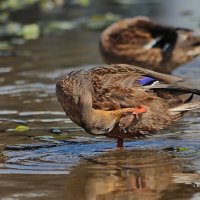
[99,17,200,74]
[56,64,200,148]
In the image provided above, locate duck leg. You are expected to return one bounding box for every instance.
[117,138,124,148]
[116,106,147,149]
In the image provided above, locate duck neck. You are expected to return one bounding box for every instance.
[78,81,141,134]
[78,85,117,133]
[78,84,96,120]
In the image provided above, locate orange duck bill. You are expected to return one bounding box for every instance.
[131,105,147,114]
[118,105,147,129]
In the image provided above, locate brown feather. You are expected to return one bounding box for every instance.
[100,17,200,73]
[56,64,200,139]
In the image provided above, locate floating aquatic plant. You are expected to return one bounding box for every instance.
[15,125,30,132]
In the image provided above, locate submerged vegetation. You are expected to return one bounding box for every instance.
[0,0,122,57]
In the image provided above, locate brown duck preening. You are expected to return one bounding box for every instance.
[100,17,200,73]
[56,64,200,148]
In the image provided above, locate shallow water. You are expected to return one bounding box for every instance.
[1,0,200,199]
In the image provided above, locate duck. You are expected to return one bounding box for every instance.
[56,64,200,148]
[99,16,200,73]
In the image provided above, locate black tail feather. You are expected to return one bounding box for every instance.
[184,93,194,103]
[151,86,200,96]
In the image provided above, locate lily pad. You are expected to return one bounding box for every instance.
[86,13,121,30]
[22,24,40,40]
[44,21,78,34]
[0,0,37,10]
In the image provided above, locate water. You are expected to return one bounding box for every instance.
[1,0,200,199]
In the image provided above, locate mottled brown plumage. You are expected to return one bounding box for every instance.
[100,17,200,73]
[56,64,200,147]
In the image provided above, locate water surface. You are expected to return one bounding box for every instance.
[1,0,200,199]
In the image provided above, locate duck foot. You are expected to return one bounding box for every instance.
[117,138,124,148]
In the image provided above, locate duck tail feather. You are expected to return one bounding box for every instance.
[184,93,194,103]
[169,101,200,115]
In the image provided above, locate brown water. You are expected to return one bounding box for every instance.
[1,0,200,199]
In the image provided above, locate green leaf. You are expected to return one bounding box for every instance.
[22,24,40,40]
[176,147,190,152]
[46,21,77,31]
[15,125,30,132]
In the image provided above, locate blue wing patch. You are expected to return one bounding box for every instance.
[138,76,157,86]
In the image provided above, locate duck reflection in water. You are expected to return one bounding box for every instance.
[64,150,197,200]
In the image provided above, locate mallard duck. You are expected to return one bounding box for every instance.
[100,17,200,73]
[56,64,200,148]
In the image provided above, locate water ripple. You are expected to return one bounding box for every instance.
[0,67,12,73]
[0,83,55,95]
[1,137,200,175]
[0,110,18,115]
[19,111,65,116]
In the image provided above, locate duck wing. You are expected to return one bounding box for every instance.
[143,24,178,62]
[87,65,200,137]
[139,24,199,63]
[90,65,200,113]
